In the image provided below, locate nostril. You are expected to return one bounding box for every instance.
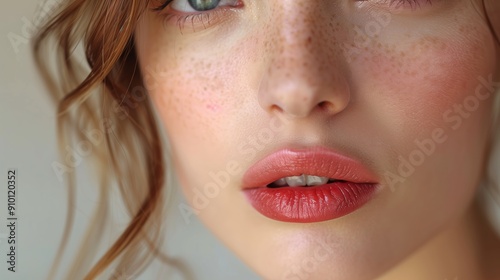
[270,104,284,114]
[318,101,335,111]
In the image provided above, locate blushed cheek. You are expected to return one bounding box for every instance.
[353,23,497,148]
[145,53,241,149]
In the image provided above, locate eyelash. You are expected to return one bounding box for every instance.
[154,0,432,32]
[154,0,173,11]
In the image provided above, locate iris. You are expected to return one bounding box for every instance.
[188,0,221,11]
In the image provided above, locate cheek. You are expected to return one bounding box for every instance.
[140,43,240,154]
[153,59,237,142]
[350,18,497,238]
[135,16,262,208]
[352,17,497,160]
[363,34,492,136]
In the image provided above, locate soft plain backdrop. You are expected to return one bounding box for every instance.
[0,1,259,279]
[3,1,500,280]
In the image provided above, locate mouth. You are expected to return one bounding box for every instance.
[266,175,341,188]
[242,147,379,223]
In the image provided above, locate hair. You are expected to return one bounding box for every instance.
[32,0,190,279]
[32,0,499,279]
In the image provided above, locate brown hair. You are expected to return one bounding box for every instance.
[31,0,193,279]
[32,0,499,279]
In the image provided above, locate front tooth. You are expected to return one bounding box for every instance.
[285,175,306,187]
[306,175,329,186]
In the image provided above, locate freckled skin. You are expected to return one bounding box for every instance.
[135,0,500,279]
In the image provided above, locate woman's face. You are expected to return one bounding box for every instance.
[135,0,499,279]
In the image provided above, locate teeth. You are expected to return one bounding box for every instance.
[272,174,330,187]
[285,175,306,187]
[274,178,287,186]
[306,175,329,186]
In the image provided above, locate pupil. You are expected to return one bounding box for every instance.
[187,0,220,11]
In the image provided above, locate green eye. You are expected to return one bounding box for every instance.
[188,0,221,11]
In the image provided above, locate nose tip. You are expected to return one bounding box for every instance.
[258,71,351,119]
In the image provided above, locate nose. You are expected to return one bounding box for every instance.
[257,3,350,119]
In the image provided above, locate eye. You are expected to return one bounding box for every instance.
[157,0,238,13]
[154,0,242,33]
[177,0,221,12]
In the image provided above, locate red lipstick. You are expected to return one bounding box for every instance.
[242,147,379,223]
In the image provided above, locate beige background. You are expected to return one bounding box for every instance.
[3,1,500,280]
[0,1,259,279]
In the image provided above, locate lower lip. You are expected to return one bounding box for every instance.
[244,182,378,223]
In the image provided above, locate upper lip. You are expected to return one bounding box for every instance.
[242,146,378,189]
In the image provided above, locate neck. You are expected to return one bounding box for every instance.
[379,198,500,280]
